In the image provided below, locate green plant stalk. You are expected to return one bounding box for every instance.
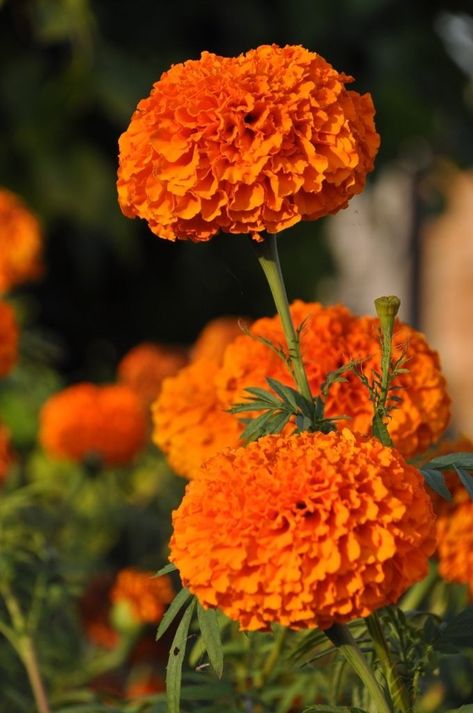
[254,233,312,402]
[326,623,392,713]
[399,561,438,613]
[366,612,411,713]
[372,296,401,447]
[260,626,288,685]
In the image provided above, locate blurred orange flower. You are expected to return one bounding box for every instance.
[118,342,188,406]
[0,423,14,484]
[80,574,118,649]
[191,316,246,364]
[152,358,242,479]
[126,671,165,698]
[118,44,379,242]
[110,568,173,624]
[170,429,436,631]
[0,188,43,293]
[0,301,19,377]
[39,383,147,466]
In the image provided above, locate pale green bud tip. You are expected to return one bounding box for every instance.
[374,295,401,320]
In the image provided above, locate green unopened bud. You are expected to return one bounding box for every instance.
[374,295,400,338]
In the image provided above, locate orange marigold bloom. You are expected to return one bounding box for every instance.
[0,423,14,484]
[152,359,242,479]
[191,316,246,363]
[170,429,436,631]
[0,301,19,377]
[80,574,119,650]
[216,300,450,457]
[39,383,147,466]
[117,44,379,242]
[126,672,165,699]
[437,501,473,596]
[118,342,188,406]
[110,568,173,624]
[0,188,43,293]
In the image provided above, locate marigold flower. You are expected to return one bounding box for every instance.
[0,188,43,293]
[110,568,173,624]
[118,44,379,242]
[152,359,242,479]
[170,429,436,631]
[39,383,147,466]
[437,502,473,596]
[80,574,119,649]
[118,342,188,406]
[191,316,246,363]
[0,301,19,377]
[216,301,450,457]
[0,423,14,484]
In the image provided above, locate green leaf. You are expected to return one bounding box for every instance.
[243,386,282,405]
[166,598,197,713]
[266,377,299,410]
[155,562,177,577]
[435,608,473,653]
[426,452,473,471]
[445,707,473,713]
[454,466,473,500]
[420,468,452,501]
[372,412,392,446]
[156,587,193,641]
[197,604,224,678]
[303,706,367,713]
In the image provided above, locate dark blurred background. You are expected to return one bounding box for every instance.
[1,0,472,391]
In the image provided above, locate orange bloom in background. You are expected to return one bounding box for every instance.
[0,423,14,484]
[126,671,165,699]
[118,342,188,406]
[170,429,436,631]
[191,316,247,363]
[0,188,43,293]
[110,568,173,624]
[0,301,19,377]
[216,300,450,458]
[152,359,242,479]
[80,574,119,650]
[118,44,379,242]
[39,383,147,466]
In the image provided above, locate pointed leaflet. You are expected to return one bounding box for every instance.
[166,598,197,713]
[426,452,473,470]
[454,466,473,499]
[155,562,177,577]
[156,587,193,641]
[420,468,452,501]
[197,604,224,678]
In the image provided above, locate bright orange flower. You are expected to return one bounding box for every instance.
[39,383,147,466]
[0,188,43,293]
[0,301,19,377]
[110,568,173,624]
[170,429,436,631]
[0,423,14,484]
[152,359,242,479]
[437,501,473,596]
[118,342,188,406]
[118,44,379,242]
[191,316,247,363]
[216,301,450,457]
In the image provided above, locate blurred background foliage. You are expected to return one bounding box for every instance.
[0,0,472,379]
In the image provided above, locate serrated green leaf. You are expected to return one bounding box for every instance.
[243,386,282,405]
[230,399,282,414]
[420,468,452,501]
[454,466,473,500]
[266,377,299,410]
[196,605,224,678]
[156,587,193,641]
[426,452,473,471]
[155,562,177,577]
[166,598,197,713]
[372,412,392,447]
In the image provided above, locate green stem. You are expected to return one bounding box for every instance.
[366,612,411,713]
[325,623,392,713]
[254,234,312,402]
[399,561,438,613]
[260,626,288,684]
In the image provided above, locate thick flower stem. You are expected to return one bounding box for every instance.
[325,623,393,713]
[254,234,313,402]
[366,612,411,713]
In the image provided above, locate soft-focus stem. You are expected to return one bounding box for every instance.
[254,234,312,402]
[260,626,288,684]
[325,623,392,713]
[399,562,438,613]
[366,612,411,713]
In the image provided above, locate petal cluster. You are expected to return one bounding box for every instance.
[110,568,174,624]
[0,301,18,377]
[170,430,436,631]
[118,44,379,242]
[40,383,147,466]
[118,342,187,406]
[0,188,43,293]
[191,316,246,363]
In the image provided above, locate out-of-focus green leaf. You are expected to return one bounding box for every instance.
[166,598,196,713]
[420,468,452,501]
[156,587,192,641]
[197,604,224,678]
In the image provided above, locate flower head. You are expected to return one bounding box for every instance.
[39,383,147,466]
[118,44,379,242]
[437,502,473,596]
[191,316,246,363]
[80,574,119,649]
[110,568,173,624]
[170,429,436,631]
[0,188,43,293]
[118,342,187,406]
[0,423,13,485]
[152,359,242,479]
[0,301,18,377]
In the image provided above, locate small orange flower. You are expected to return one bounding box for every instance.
[118,44,379,242]
[126,672,165,698]
[152,359,242,479]
[170,429,436,631]
[0,301,19,377]
[191,316,246,364]
[0,423,14,484]
[118,342,188,406]
[39,383,147,466]
[110,568,173,624]
[80,574,119,649]
[0,188,43,293]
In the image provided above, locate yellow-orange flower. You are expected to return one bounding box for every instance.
[118,44,379,242]
[170,429,436,631]
[0,423,13,484]
[0,188,43,293]
[152,359,242,479]
[110,568,173,624]
[0,301,19,377]
[191,316,247,363]
[437,502,473,596]
[118,342,188,406]
[216,301,450,457]
[39,383,147,466]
